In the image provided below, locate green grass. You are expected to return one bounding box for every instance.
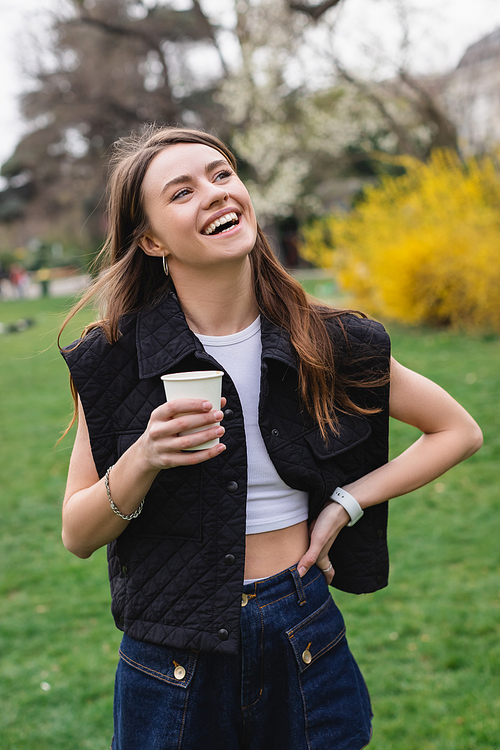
[336,324,500,750]
[1,295,499,749]
[1,297,117,749]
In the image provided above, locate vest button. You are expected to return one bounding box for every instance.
[224,554,235,566]
[376,575,385,585]
[272,429,279,437]
[227,481,239,493]
[376,528,384,539]
[218,628,229,641]
[223,409,234,421]
[121,566,128,576]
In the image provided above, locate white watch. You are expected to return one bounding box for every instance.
[330,487,364,527]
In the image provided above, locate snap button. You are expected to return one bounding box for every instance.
[241,593,249,607]
[174,665,186,680]
[121,566,128,576]
[223,409,234,421]
[271,429,279,437]
[227,481,238,493]
[218,628,229,641]
[376,528,384,539]
[302,649,312,665]
[376,575,385,585]
[224,554,235,566]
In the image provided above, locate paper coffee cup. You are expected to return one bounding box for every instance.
[161,371,224,451]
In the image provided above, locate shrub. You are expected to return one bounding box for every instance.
[301,150,500,330]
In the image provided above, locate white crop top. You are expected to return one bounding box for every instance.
[194,318,308,535]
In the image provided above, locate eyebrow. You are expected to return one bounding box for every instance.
[159,159,229,197]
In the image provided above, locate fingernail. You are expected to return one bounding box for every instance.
[215,426,225,437]
[298,566,307,578]
[214,410,224,420]
[202,401,213,410]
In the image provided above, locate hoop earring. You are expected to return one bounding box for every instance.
[162,254,169,277]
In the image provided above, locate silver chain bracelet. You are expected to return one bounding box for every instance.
[104,465,145,521]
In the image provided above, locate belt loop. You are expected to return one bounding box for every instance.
[290,567,307,606]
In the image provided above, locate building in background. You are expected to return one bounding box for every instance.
[437,28,500,154]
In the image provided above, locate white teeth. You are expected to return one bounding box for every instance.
[203,212,238,235]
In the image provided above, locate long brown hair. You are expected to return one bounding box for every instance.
[59,125,385,438]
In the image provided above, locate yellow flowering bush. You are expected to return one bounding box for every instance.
[301,150,500,330]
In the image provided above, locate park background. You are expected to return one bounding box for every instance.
[1,1,499,748]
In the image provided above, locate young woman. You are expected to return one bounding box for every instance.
[60,126,482,750]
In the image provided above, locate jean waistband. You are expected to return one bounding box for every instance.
[242,564,323,607]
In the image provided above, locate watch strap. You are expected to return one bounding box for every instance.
[330,487,364,527]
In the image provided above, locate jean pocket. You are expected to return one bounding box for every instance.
[286,594,346,671]
[118,633,198,689]
[114,635,199,750]
[285,596,372,750]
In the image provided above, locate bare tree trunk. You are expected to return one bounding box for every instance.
[397,70,461,156]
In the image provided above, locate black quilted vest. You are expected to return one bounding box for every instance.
[62,291,391,655]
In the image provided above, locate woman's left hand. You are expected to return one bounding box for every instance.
[297,501,350,584]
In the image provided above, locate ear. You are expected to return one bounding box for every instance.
[139,233,164,257]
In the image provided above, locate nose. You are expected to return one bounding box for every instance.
[202,180,229,208]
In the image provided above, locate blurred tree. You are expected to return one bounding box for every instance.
[0,0,459,266]
[300,149,500,331]
[215,0,450,227]
[0,0,229,261]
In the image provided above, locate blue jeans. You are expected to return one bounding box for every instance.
[112,565,372,750]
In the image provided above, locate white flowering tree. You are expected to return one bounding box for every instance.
[213,0,452,226]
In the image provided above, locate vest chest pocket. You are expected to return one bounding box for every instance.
[304,413,372,479]
[304,413,371,459]
[117,431,203,541]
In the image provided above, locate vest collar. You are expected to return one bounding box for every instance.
[136,290,297,380]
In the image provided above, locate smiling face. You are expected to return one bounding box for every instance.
[139,143,258,276]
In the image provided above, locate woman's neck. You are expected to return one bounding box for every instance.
[172,259,259,336]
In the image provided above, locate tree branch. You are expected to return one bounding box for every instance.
[288,0,343,21]
[191,0,229,76]
[68,15,147,41]
[397,70,460,155]
[334,59,420,157]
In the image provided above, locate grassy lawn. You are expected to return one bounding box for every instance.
[1,293,499,749]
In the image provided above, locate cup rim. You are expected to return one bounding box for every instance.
[161,370,224,382]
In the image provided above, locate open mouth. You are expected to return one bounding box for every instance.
[202,212,240,236]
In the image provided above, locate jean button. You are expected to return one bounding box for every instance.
[241,593,249,607]
[302,648,312,664]
[174,665,186,680]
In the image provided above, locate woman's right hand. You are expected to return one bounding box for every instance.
[136,397,226,470]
